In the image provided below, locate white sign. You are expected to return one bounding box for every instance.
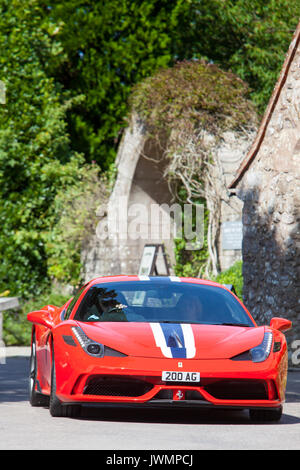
[222,221,243,250]
[138,245,157,276]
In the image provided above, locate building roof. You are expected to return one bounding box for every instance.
[229,21,300,189]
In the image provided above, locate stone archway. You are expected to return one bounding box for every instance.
[82,115,176,280]
[82,114,256,282]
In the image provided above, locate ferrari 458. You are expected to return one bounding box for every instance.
[27,275,291,421]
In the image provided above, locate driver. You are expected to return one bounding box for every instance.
[97,297,128,322]
[84,289,128,322]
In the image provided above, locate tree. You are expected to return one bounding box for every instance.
[44,0,300,171]
[41,0,201,168]
[185,0,300,112]
[0,0,83,297]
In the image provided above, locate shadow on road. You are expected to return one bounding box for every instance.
[0,355,299,425]
[77,404,300,425]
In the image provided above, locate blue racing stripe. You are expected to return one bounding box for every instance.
[160,323,187,359]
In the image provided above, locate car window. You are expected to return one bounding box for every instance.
[64,284,87,320]
[74,281,254,326]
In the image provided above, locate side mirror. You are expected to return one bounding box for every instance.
[27,310,54,330]
[270,317,292,333]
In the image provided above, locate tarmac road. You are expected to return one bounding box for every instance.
[0,347,300,451]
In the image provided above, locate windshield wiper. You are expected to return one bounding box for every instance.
[217,322,251,327]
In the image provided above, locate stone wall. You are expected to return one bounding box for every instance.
[216,130,256,271]
[235,43,300,360]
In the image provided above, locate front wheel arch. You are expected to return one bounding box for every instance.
[29,328,49,407]
[49,343,80,418]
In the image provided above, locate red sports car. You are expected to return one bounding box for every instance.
[27,275,291,421]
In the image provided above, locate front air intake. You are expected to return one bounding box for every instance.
[83,375,153,397]
[203,379,268,400]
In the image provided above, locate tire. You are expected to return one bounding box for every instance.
[29,331,49,407]
[249,406,283,423]
[49,347,80,418]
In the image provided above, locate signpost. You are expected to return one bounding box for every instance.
[0,297,19,356]
[138,244,170,276]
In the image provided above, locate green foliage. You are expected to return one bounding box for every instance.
[45,0,196,168]
[0,0,83,298]
[190,0,300,113]
[46,162,114,286]
[214,260,243,301]
[173,188,210,278]
[174,234,210,279]
[130,60,256,135]
[43,0,299,172]
[3,288,71,346]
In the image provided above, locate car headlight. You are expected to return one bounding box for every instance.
[72,326,104,357]
[250,332,273,363]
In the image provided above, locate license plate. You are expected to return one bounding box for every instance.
[162,371,200,382]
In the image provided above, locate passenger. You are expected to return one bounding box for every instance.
[177,295,204,323]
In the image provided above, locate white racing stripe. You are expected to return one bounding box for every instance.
[181,324,196,358]
[150,323,173,358]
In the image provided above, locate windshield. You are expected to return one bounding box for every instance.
[74,281,254,327]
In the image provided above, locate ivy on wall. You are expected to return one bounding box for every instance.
[130,61,257,277]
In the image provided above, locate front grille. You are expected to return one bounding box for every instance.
[83,376,153,397]
[203,379,268,400]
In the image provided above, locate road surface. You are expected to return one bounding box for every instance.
[0,347,300,450]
